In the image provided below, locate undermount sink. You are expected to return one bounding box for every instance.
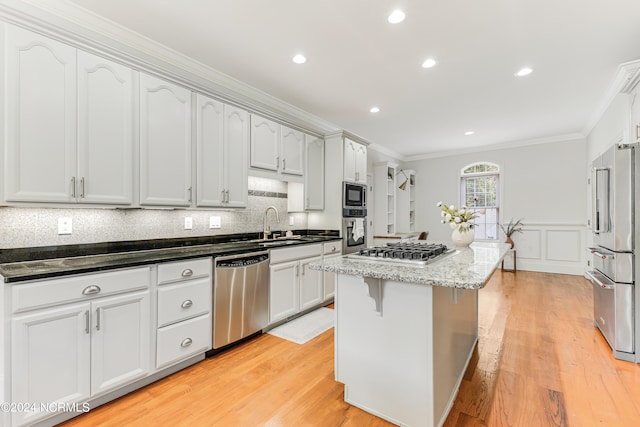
[258,239,301,247]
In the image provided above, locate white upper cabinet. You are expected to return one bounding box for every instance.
[3,25,135,205]
[196,94,248,207]
[4,25,77,203]
[304,135,324,210]
[250,114,280,171]
[139,73,192,207]
[280,126,304,176]
[250,114,305,179]
[343,138,367,184]
[77,51,134,205]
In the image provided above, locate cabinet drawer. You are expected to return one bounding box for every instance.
[12,267,150,313]
[323,241,342,255]
[156,313,211,369]
[270,244,322,264]
[157,277,211,327]
[157,258,211,285]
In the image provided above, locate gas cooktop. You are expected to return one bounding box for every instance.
[346,242,456,266]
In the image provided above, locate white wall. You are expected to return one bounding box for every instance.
[404,138,588,275]
[587,93,629,162]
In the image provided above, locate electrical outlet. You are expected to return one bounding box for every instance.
[58,218,72,235]
[209,216,221,229]
[184,217,193,230]
[289,216,295,226]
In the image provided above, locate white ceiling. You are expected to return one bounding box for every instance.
[64,0,640,158]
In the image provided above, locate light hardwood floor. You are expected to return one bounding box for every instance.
[62,271,640,426]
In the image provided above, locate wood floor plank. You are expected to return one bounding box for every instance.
[61,271,640,427]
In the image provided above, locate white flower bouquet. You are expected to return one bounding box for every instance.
[436,201,478,233]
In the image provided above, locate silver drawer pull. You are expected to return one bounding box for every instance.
[82,285,101,295]
[181,269,193,277]
[181,300,193,309]
[181,338,193,348]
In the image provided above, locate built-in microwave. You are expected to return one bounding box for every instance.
[343,181,366,212]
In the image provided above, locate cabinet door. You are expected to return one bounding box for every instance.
[323,253,341,300]
[269,260,299,323]
[300,256,324,311]
[224,105,249,207]
[281,126,304,176]
[355,144,368,184]
[305,135,324,210]
[91,291,150,396]
[139,73,192,206]
[343,139,357,182]
[195,94,225,207]
[4,25,77,203]
[250,114,280,171]
[11,303,91,426]
[77,51,134,205]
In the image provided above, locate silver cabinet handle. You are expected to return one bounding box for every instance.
[330,246,337,252]
[181,338,193,348]
[636,124,640,141]
[80,177,85,198]
[301,264,305,276]
[96,308,101,331]
[276,156,280,169]
[85,310,90,334]
[221,189,226,202]
[283,158,286,170]
[188,186,192,203]
[82,285,101,295]
[181,269,193,277]
[295,265,299,276]
[225,190,229,203]
[71,176,76,198]
[181,299,193,309]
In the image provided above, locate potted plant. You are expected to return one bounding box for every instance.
[500,218,524,249]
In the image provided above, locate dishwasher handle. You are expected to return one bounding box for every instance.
[215,251,270,268]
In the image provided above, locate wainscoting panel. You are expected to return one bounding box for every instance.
[511,222,586,275]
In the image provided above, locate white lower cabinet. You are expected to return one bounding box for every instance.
[155,258,212,369]
[322,241,343,301]
[269,244,323,324]
[9,267,151,427]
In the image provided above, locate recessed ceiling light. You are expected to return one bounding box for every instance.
[292,54,307,64]
[515,67,533,77]
[464,131,475,136]
[387,10,406,24]
[421,58,438,69]
[370,107,380,113]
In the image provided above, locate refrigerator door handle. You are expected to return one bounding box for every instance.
[586,269,615,290]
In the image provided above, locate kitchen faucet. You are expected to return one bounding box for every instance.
[263,206,280,239]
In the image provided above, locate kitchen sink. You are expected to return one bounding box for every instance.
[258,239,302,247]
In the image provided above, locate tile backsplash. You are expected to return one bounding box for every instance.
[0,177,308,249]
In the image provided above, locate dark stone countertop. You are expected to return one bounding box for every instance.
[0,231,341,283]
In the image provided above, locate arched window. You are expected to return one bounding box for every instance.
[460,162,500,240]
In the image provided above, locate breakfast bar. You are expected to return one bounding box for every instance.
[311,242,509,427]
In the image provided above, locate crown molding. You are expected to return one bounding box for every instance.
[403,133,586,161]
[0,0,340,136]
[582,59,640,136]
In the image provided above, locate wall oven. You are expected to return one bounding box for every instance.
[342,217,366,254]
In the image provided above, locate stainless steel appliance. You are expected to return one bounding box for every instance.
[346,242,455,266]
[212,251,270,350]
[587,143,635,361]
[343,181,367,213]
[342,217,367,254]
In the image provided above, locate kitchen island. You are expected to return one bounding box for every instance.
[311,242,509,427]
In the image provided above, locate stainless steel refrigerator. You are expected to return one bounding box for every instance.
[587,143,635,362]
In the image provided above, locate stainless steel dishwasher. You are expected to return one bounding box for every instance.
[212,251,270,349]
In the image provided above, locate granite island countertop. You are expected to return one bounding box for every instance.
[310,241,510,289]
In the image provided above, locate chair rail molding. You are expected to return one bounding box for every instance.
[508,221,587,276]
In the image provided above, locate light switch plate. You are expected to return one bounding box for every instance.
[58,218,72,235]
[289,216,295,226]
[209,216,221,229]
[184,217,193,230]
